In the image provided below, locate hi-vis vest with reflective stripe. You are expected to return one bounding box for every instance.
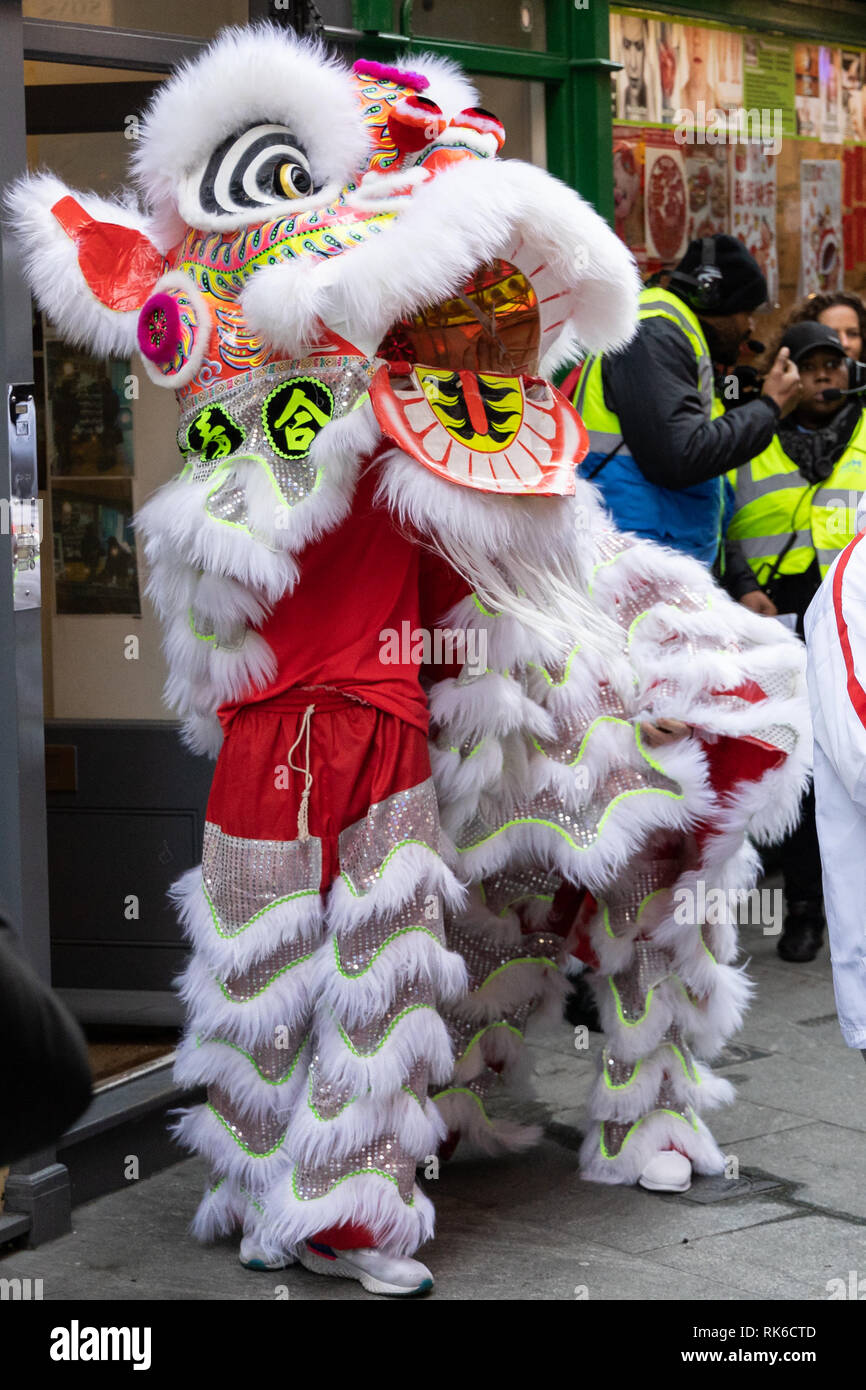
[573,287,726,567]
[728,412,866,584]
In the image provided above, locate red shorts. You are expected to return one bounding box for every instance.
[209,688,433,892]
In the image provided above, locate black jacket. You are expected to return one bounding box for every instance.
[601,314,780,491]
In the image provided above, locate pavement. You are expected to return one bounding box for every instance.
[2,895,865,1302]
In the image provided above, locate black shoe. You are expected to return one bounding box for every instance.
[777,901,824,963]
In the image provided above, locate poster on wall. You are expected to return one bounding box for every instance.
[841,50,864,141]
[676,24,742,120]
[644,131,688,263]
[743,34,796,138]
[611,12,661,122]
[613,125,646,262]
[685,145,729,240]
[843,145,866,271]
[819,47,843,143]
[45,338,133,478]
[794,44,821,137]
[800,159,844,297]
[731,144,778,304]
[51,478,141,616]
[656,20,684,125]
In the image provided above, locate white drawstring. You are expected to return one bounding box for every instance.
[286,703,315,841]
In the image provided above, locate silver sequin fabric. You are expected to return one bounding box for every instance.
[481,866,561,917]
[610,940,675,1022]
[338,778,440,895]
[341,977,437,1056]
[202,821,322,938]
[293,1134,417,1204]
[335,886,446,976]
[456,764,681,854]
[208,1084,288,1156]
[221,933,316,1002]
[177,357,376,524]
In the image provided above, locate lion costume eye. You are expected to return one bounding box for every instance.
[275,160,313,199]
[197,123,318,216]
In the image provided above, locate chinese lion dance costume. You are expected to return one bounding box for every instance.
[9,26,809,1297]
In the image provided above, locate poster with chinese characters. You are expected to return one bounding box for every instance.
[685,144,729,240]
[800,159,844,296]
[644,130,688,263]
[730,144,778,305]
[843,145,866,272]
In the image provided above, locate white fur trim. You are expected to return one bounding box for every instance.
[167,865,324,977]
[579,1109,727,1185]
[138,269,212,389]
[325,843,467,935]
[312,1001,455,1095]
[5,172,160,356]
[175,950,317,1052]
[311,929,469,1029]
[283,1085,445,1166]
[131,26,370,243]
[173,1031,310,1123]
[170,1102,293,1190]
[261,1173,435,1260]
[432,1087,543,1156]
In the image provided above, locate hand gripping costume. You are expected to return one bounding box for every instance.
[10,26,810,1268]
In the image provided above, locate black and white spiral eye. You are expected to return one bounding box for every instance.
[197,124,318,216]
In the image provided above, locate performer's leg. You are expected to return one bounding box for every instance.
[168,705,325,1251]
[260,711,469,1290]
[579,828,752,1190]
[434,878,568,1153]
[777,785,825,963]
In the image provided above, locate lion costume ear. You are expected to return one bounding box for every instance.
[6,172,166,357]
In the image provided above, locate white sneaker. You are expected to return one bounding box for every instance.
[239,1234,293,1270]
[298,1240,434,1296]
[639,1150,692,1193]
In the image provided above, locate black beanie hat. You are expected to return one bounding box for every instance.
[669,235,768,316]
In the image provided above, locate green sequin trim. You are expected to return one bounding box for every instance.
[457,725,682,855]
[334,1002,437,1056]
[599,887,668,940]
[207,1104,287,1158]
[333,925,443,979]
[339,839,438,898]
[471,593,499,618]
[456,1019,523,1065]
[430,1085,494,1125]
[291,1164,415,1204]
[218,951,314,1002]
[202,883,320,940]
[530,713,630,767]
[197,1031,308,1085]
[527,645,581,687]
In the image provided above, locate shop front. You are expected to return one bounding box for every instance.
[606,1,866,346]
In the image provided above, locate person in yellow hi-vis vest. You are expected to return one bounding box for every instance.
[571,235,802,571]
[728,318,866,964]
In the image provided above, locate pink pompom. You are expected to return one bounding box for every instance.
[352,58,429,91]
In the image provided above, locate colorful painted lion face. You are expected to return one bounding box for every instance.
[9,25,639,495]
